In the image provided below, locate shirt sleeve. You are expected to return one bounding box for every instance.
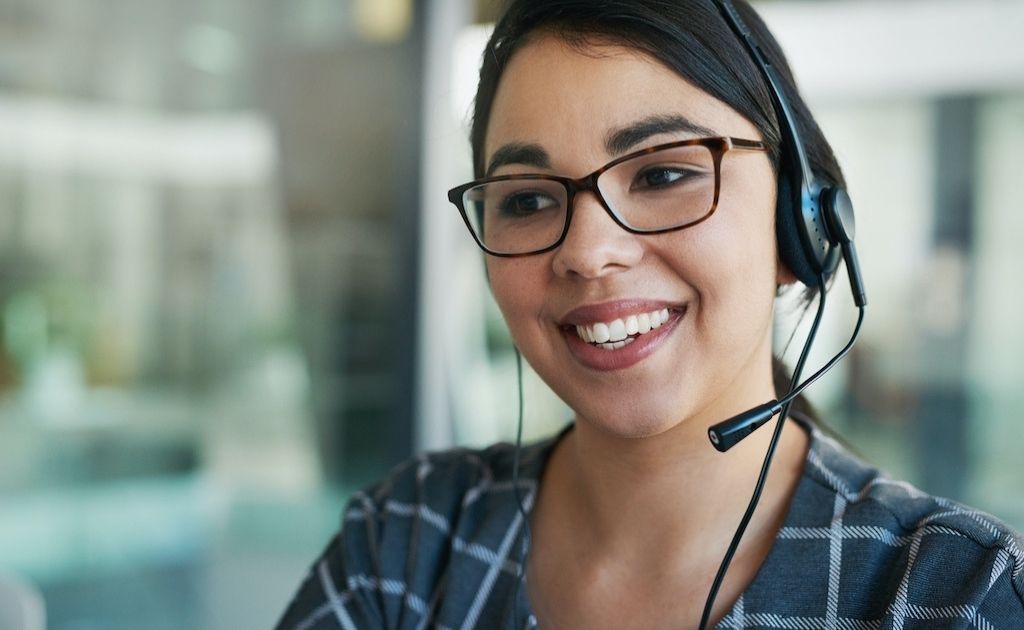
[274,493,388,630]
[976,548,1024,629]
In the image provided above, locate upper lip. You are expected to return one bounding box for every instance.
[558,299,683,326]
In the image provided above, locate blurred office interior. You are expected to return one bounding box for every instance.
[0,0,1021,627]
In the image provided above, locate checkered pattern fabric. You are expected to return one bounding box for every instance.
[276,418,1024,629]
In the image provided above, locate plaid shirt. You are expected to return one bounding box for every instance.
[277,417,1024,629]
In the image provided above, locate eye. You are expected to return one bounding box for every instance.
[630,164,688,189]
[497,190,560,217]
[631,166,705,191]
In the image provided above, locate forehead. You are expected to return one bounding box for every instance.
[484,34,761,166]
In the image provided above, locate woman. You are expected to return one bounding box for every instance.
[278,1,1024,628]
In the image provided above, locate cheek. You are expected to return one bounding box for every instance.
[486,258,549,337]
[681,200,780,337]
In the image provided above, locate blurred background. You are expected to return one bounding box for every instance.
[0,0,1020,628]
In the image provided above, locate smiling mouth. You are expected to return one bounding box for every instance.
[569,307,674,351]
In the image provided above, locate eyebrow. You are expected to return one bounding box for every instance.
[485,143,551,177]
[484,114,718,177]
[605,114,718,155]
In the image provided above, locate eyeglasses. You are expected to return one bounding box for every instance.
[447,136,767,257]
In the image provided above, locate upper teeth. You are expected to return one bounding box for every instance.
[575,308,671,344]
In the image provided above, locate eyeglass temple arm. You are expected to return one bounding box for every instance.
[728,138,768,151]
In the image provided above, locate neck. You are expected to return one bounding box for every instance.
[545,393,811,569]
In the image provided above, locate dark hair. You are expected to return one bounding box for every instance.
[470,0,845,190]
[470,0,846,408]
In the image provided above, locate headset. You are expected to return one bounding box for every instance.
[697,2,867,627]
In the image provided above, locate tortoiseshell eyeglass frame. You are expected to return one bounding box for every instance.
[447,136,768,257]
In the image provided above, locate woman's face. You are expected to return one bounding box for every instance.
[483,34,786,439]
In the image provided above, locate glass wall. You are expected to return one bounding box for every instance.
[0,0,421,628]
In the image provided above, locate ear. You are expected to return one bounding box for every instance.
[775,257,798,287]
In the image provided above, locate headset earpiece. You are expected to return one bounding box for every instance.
[774,169,842,287]
[782,180,866,306]
[775,174,813,286]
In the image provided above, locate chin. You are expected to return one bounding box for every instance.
[574,400,688,440]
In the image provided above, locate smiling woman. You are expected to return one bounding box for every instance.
[276,1,1024,629]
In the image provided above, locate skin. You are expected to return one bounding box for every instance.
[483,34,810,629]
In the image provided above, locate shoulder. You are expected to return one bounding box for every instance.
[337,440,535,558]
[357,439,532,515]
[275,431,562,630]
[788,421,1024,626]
[348,435,550,540]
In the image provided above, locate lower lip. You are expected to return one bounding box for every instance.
[562,308,685,371]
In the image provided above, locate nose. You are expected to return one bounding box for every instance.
[551,192,644,279]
